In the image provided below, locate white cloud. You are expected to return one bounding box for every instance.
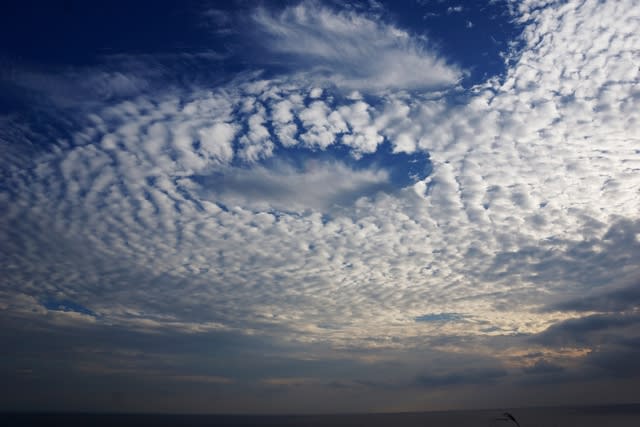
[338,101,384,156]
[198,122,237,164]
[298,100,348,149]
[196,161,391,212]
[251,1,462,91]
[238,108,275,162]
[309,87,323,99]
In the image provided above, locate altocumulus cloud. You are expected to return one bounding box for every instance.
[1,0,640,412]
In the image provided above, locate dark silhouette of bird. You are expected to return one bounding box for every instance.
[494,411,521,427]
[503,412,520,427]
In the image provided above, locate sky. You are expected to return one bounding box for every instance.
[1,0,639,415]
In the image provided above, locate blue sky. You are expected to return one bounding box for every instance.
[1,0,640,414]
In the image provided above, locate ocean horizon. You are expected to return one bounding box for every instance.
[3,403,640,426]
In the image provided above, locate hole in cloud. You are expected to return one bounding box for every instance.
[192,160,390,213]
[42,298,96,317]
[192,141,431,213]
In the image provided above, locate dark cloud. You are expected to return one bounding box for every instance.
[522,360,565,375]
[585,348,640,379]
[532,313,640,348]
[551,283,640,313]
[415,367,507,388]
[415,312,467,323]
[479,218,640,314]
[521,310,640,387]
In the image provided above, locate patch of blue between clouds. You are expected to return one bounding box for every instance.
[415,312,467,323]
[189,93,433,214]
[232,92,432,189]
[386,0,523,86]
[238,90,431,187]
[188,139,432,216]
[42,298,96,317]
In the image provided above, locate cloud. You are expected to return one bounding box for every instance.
[2,67,149,108]
[1,0,639,365]
[416,367,507,388]
[477,218,640,316]
[193,161,391,212]
[525,311,640,384]
[250,1,462,90]
[533,313,640,349]
[2,3,639,352]
[522,359,565,375]
[415,313,467,323]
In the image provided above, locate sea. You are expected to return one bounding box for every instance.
[3,404,640,426]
